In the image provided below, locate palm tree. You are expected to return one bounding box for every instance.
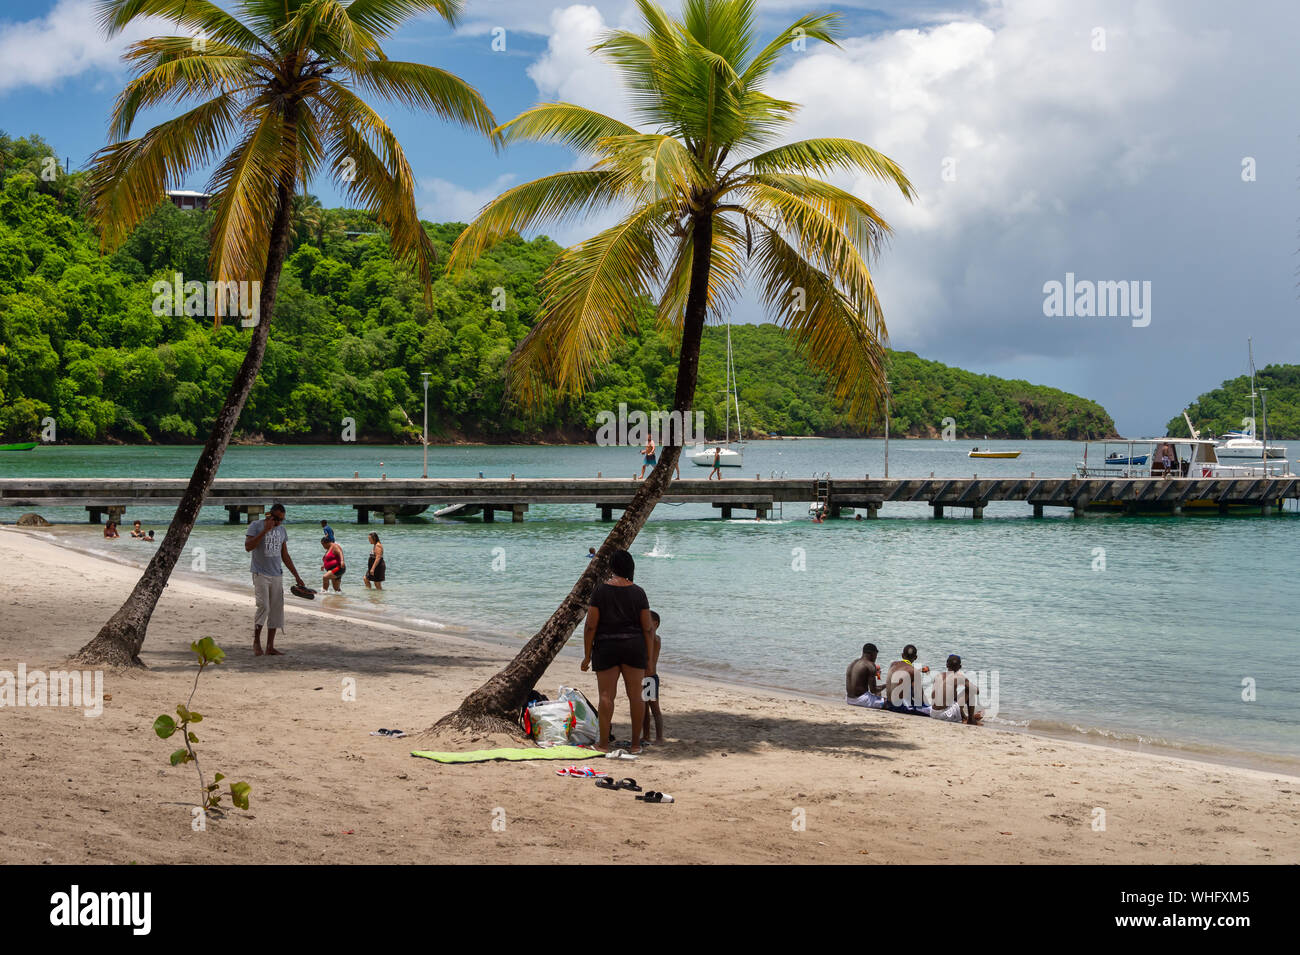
[432,0,914,733]
[73,0,496,667]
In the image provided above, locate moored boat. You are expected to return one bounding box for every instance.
[0,442,37,451]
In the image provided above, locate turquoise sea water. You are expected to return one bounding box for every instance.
[5,440,1299,766]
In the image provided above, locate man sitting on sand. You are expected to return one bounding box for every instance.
[244,503,307,657]
[884,644,931,716]
[931,654,983,724]
[845,643,885,708]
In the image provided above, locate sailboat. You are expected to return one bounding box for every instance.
[690,322,745,468]
[1216,339,1287,460]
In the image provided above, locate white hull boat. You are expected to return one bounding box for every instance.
[691,446,743,468]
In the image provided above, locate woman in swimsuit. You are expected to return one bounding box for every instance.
[708,446,722,480]
[364,532,385,590]
[321,537,345,591]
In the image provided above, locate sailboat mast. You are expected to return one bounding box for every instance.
[1248,338,1257,436]
[727,323,742,441]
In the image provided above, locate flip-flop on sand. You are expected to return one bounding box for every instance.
[604,749,639,760]
[595,777,641,791]
[369,728,406,738]
[636,791,674,803]
[557,766,609,777]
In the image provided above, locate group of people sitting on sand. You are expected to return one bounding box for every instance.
[846,643,983,724]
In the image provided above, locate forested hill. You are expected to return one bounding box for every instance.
[0,132,1115,444]
[1167,365,1300,439]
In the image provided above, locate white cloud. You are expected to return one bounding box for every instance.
[526,5,626,116]
[418,172,517,224]
[0,0,156,94]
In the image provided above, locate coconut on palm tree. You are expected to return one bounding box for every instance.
[73,0,497,667]
[432,0,914,733]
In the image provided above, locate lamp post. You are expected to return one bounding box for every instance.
[421,372,430,479]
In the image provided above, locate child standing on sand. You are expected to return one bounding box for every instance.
[641,610,665,744]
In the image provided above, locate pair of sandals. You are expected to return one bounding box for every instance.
[556,766,608,778]
[595,776,641,791]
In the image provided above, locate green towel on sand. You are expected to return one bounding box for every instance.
[410,745,597,764]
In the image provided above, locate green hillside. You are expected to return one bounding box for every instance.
[1167,365,1300,439]
[0,132,1115,444]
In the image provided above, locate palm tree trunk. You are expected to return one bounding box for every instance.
[72,174,298,668]
[432,215,716,734]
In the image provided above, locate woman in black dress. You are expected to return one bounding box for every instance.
[581,549,655,753]
[364,532,385,590]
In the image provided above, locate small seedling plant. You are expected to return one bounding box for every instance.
[154,637,251,815]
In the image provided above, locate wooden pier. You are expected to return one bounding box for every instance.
[1,475,1297,523]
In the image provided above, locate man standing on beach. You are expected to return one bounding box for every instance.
[245,503,306,657]
[846,643,885,708]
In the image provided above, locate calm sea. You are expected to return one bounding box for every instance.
[6,440,1300,767]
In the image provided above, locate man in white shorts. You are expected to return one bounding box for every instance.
[845,643,886,708]
[244,503,306,657]
[931,654,983,724]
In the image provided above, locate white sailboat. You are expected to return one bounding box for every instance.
[690,321,745,468]
[1216,339,1287,460]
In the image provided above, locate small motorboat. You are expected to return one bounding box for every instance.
[1105,452,1149,466]
[0,442,37,451]
[968,448,1021,459]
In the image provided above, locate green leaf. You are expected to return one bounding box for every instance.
[187,731,199,743]
[188,711,203,723]
[176,704,191,722]
[229,781,251,810]
[154,715,177,738]
[213,772,225,784]
[169,748,190,766]
[191,637,226,666]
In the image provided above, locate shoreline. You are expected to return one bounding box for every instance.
[11,524,1300,779]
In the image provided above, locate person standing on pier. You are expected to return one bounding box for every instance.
[708,446,722,480]
[639,435,657,479]
[245,503,306,656]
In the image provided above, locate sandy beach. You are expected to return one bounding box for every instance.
[1,527,1296,865]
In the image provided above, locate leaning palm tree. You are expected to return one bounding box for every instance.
[432,0,914,732]
[74,0,496,667]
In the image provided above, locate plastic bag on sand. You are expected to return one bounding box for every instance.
[527,686,599,746]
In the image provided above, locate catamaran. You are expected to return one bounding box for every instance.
[690,321,745,468]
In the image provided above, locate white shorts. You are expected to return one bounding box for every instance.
[931,703,964,722]
[253,573,285,629]
[847,691,885,709]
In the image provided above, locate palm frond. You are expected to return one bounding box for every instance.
[496,103,638,155]
[87,93,242,250]
[751,225,887,418]
[97,0,263,50]
[508,202,671,408]
[348,59,497,140]
[743,138,917,200]
[446,170,628,271]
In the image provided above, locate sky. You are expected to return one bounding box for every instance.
[0,0,1296,435]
